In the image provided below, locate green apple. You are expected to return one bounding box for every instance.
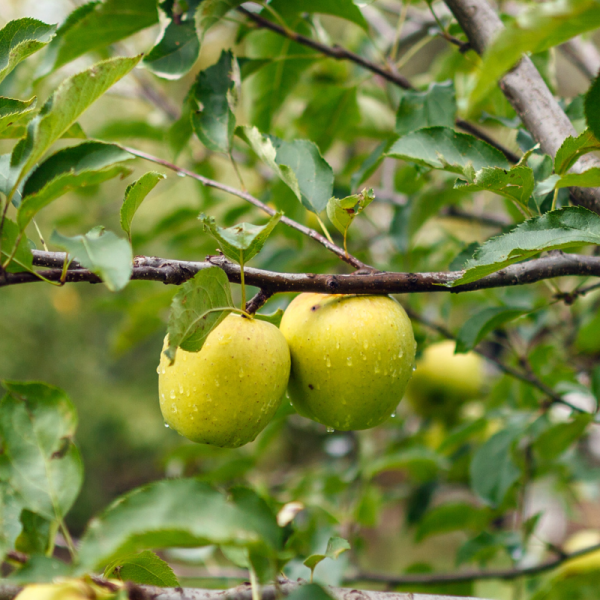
[158,314,291,448]
[280,293,416,431]
[406,340,484,421]
[558,531,600,577]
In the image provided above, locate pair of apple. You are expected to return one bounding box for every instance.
[158,293,418,447]
[158,293,484,447]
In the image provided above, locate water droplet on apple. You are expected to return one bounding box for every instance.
[326,427,334,433]
[347,356,353,366]
[363,340,369,350]
[398,349,404,358]
[391,412,396,418]
[326,356,331,368]
[171,402,178,413]
[156,365,160,373]
[192,404,198,412]
[164,422,169,428]
[169,390,176,399]
[374,363,381,374]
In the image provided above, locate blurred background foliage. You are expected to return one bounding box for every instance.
[2,1,600,598]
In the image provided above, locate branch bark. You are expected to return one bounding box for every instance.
[10,250,600,296]
[443,0,600,214]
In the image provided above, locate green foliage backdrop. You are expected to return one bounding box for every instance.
[2,0,600,599]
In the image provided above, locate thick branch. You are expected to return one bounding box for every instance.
[237,6,519,164]
[120,146,369,271]
[443,0,600,214]
[6,250,600,296]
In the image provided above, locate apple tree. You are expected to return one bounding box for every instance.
[2,1,600,599]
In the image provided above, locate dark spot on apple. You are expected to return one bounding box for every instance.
[308,384,314,390]
[311,305,320,311]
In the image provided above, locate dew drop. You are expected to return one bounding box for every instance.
[336,341,340,349]
[192,404,198,412]
[161,368,166,375]
[156,365,160,373]
[360,352,367,361]
[398,349,404,358]
[326,356,331,368]
[239,368,244,377]
[171,402,178,413]
[215,380,220,387]
[179,384,184,394]
[391,412,396,418]
[169,390,176,399]
[347,356,353,366]
[326,427,335,433]
[363,340,369,350]
[164,422,169,428]
[186,391,190,397]
[193,386,197,392]
[160,393,165,401]
[374,363,381,374]
[177,171,186,178]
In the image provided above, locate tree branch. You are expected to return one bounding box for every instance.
[120,146,369,270]
[237,6,520,164]
[6,250,599,297]
[442,0,600,214]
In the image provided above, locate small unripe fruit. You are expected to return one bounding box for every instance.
[280,293,416,431]
[158,314,291,448]
[406,340,484,421]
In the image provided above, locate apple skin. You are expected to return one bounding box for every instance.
[406,340,484,421]
[158,314,291,448]
[558,531,600,577]
[279,293,416,431]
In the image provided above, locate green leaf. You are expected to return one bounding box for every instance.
[120,171,166,240]
[0,381,83,522]
[37,0,158,76]
[237,126,301,202]
[592,365,600,402]
[396,81,456,136]
[15,510,51,555]
[455,166,535,207]
[200,212,282,265]
[254,309,284,327]
[533,413,593,461]
[455,306,529,353]
[286,584,335,600]
[105,550,179,587]
[326,188,375,239]
[165,266,234,362]
[453,207,600,286]
[553,167,600,189]
[415,503,490,542]
[17,141,134,229]
[303,537,350,579]
[267,0,369,31]
[469,0,600,109]
[191,50,237,153]
[0,218,33,272]
[585,71,600,141]
[196,0,246,41]
[143,0,201,79]
[10,55,142,196]
[0,19,56,85]
[470,428,523,507]
[272,137,334,214]
[0,97,36,135]
[50,227,133,292]
[298,86,360,154]
[8,555,72,584]
[554,129,600,175]
[387,127,510,177]
[77,478,273,572]
[0,483,28,561]
[324,536,350,560]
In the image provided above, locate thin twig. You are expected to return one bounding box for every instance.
[119,145,369,270]
[237,6,520,164]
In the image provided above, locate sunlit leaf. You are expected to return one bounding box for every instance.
[554,129,600,175]
[10,55,141,196]
[105,550,179,587]
[50,227,133,292]
[452,207,600,286]
[0,19,56,85]
[37,0,158,76]
[455,166,535,207]
[120,171,166,240]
